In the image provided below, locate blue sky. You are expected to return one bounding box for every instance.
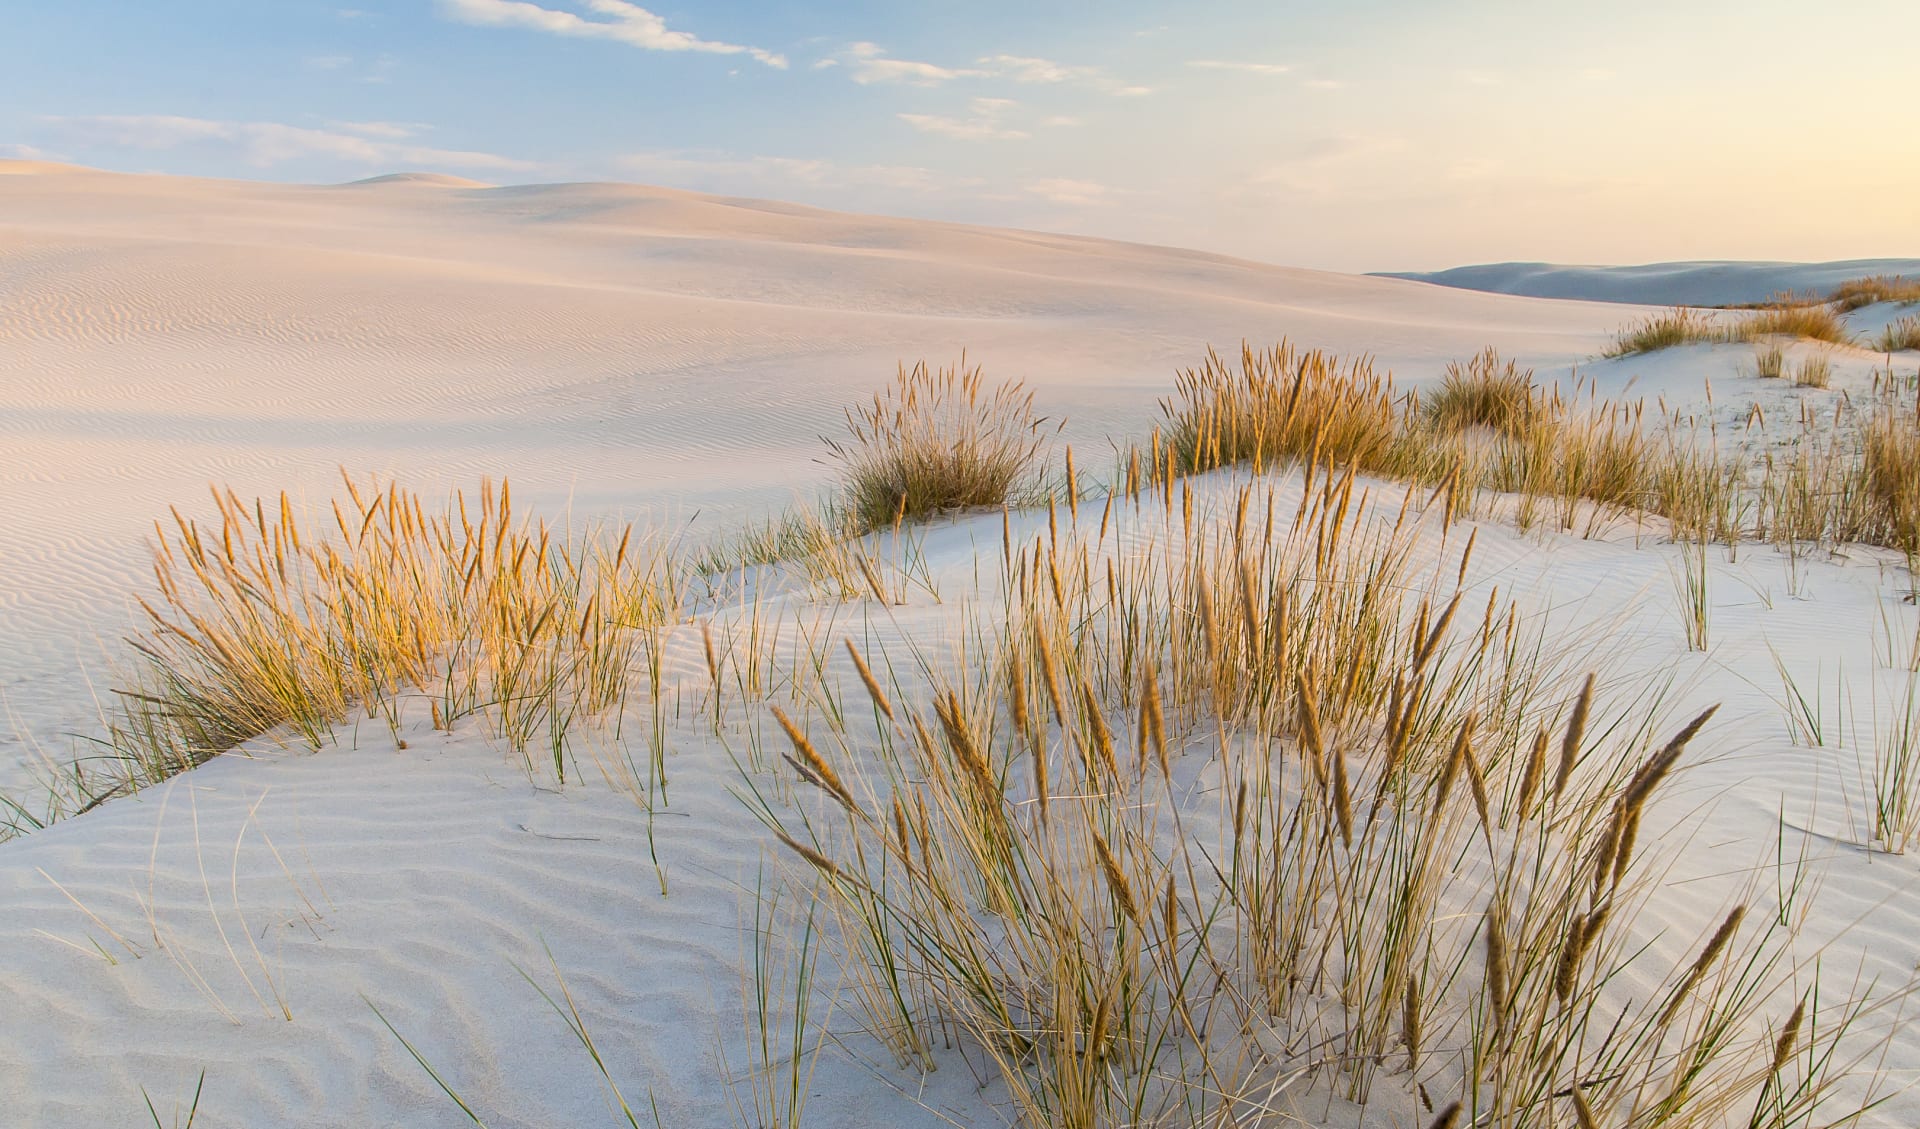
[3,1,1916,271]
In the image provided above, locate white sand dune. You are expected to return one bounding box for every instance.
[1378,259,1920,307]
[4,162,1919,1127]
[0,159,1628,796]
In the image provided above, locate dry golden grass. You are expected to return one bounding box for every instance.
[1793,353,1834,389]
[1829,275,1920,312]
[1874,315,1920,353]
[1426,348,1542,438]
[744,468,1888,1127]
[1606,304,1855,357]
[1605,308,1721,357]
[1754,343,1787,379]
[826,356,1057,531]
[81,474,681,814]
[1735,304,1855,347]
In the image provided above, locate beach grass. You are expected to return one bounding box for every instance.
[745,462,1889,1126]
[1874,315,1920,353]
[825,355,1057,531]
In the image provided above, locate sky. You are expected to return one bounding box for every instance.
[2,0,1917,273]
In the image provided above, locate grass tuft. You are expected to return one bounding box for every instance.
[1605,308,1719,357]
[825,356,1055,531]
[1828,275,1920,312]
[1427,348,1541,438]
[1874,315,1920,353]
[1792,353,1834,389]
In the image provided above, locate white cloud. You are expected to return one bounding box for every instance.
[1,144,52,161]
[841,41,981,85]
[328,120,426,140]
[1187,59,1292,76]
[1027,178,1113,206]
[896,96,1029,141]
[831,44,1145,95]
[978,54,1096,84]
[897,113,1029,141]
[41,115,537,172]
[439,0,786,67]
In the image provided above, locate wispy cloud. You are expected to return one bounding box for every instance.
[897,97,1030,141]
[1187,59,1292,76]
[979,54,1096,84]
[840,41,982,85]
[40,115,537,172]
[831,44,1147,94]
[898,114,1029,141]
[1,144,54,161]
[1027,178,1114,206]
[328,120,428,140]
[439,0,787,67]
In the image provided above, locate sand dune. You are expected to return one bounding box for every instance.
[4,163,1918,1127]
[1378,258,1920,306]
[0,161,1628,797]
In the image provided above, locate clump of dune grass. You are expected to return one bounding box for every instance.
[55,475,683,822]
[1874,315,1920,353]
[1606,304,1856,358]
[826,356,1056,532]
[1154,341,1406,479]
[1604,308,1721,357]
[1754,343,1787,379]
[1860,391,1920,557]
[1736,303,1855,347]
[1829,275,1920,312]
[1793,353,1834,389]
[745,468,1890,1127]
[1426,347,1542,438]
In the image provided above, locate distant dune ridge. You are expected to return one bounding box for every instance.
[1377,258,1920,306]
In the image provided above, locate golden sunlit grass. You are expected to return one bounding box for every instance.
[744,464,1888,1127]
[1606,274,1920,358]
[1149,339,1920,566]
[1875,315,1920,353]
[1793,353,1834,389]
[1426,347,1542,437]
[1604,308,1722,357]
[1605,304,1854,357]
[826,356,1057,532]
[57,475,682,823]
[1736,303,1855,347]
[1828,275,1920,312]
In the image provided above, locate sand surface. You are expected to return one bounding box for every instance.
[3,162,1919,1127]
